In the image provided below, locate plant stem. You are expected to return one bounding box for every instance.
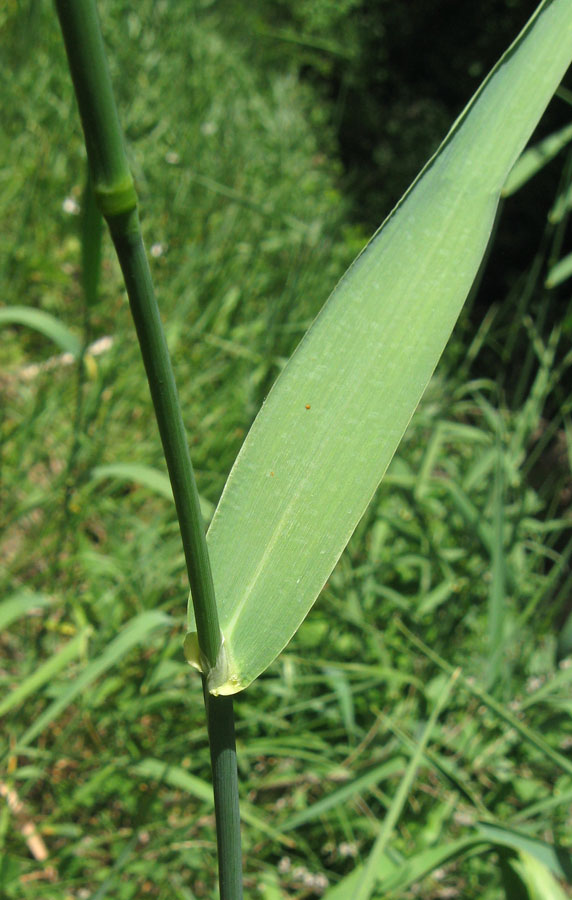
[54,2,243,895]
[205,686,244,900]
[54,0,220,668]
[107,217,222,667]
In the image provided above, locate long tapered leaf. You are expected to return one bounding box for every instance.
[512,853,569,898]
[502,120,572,196]
[511,852,569,899]
[0,628,91,718]
[353,671,458,900]
[9,611,171,753]
[546,250,572,287]
[281,757,405,832]
[322,837,480,900]
[476,822,572,883]
[0,592,52,631]
[0,306,82,357]
[90,462,214,521]
[186,0,572,694]
[323,823,572,900]
[132,758,292,847]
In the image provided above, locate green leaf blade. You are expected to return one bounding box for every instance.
[188,0,572,695]
[0,305,82,357]
[90,461,214,521]
[502,121,572,197]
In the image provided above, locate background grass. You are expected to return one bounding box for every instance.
[1,1,572,898]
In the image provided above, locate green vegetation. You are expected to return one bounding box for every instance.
[1,2,572,899]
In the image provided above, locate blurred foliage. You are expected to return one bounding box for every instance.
[220,0,541,216]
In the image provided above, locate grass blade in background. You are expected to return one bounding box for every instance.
[476,822,572,883]
[0,306,82,357]
[0,627,90,718]
[9,610,171,753]
[546,250,572,287]
[323,824,572,900]
[90,462,175,500]
[502,120,572,196]
[0,592,52,631]
[280,757,405,832]
[487,437,507,689]
[509,852,569,899]
[90,462,214,521]
[132,758,291,847]
[324,670,458,900]
[322,838,481,900]
[188,0,572,695]
[397,620,572,777]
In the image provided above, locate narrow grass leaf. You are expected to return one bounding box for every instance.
[519,663,572,710]
[323,666,357,741]
[324,837,480,900]
[90,463,174,500]
[90,463,214,521]
[374,829,571,897]
[0,628,91,717]
[281,757,405,831]
[0,306,82,357]
[396,620,572,777]
[557,610,572,663]
[477,822,572,883]
[132,758,292,847]
[191,0,572,694]
[546,251,572,288]
[511,785,572,823]
[0,591,52,631]
[415,579,456,618]
[88,832,140,900]
[351,670,458,900]
[510,851,569,900]
[378,836,485,896]
[502,121,572,196]
[132,757,215,803]
[549,179,572,222]
[380,712,484,810]
[12,611,171,752]
[487,439,506,688]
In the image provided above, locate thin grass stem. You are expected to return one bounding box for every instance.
[54,2,243,895]
[54,0,219,671]
[205,685,244,900]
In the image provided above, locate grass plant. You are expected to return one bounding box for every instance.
[2,1,572,898]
